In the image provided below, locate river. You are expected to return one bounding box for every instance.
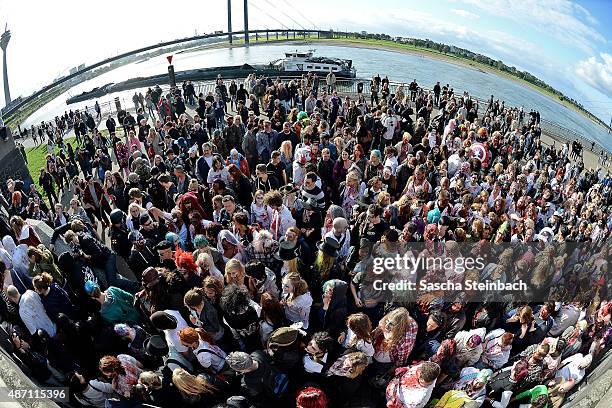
[23,43,612,151]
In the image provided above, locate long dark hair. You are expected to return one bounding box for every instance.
[260,292,285,327]
[227,164,243,179]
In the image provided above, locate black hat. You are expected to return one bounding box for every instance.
[316,236,340,257]
[274,238,298,261]
[142,267,161,288]
[150,311,178,330]
[144,335,169,357]
[429,310,445,326]
[279,184,299,195]
[109,209,125,225]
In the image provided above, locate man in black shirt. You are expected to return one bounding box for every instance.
[301,172,325,210]
[433,81,441,106]
[156,240,177,271]
[128,230,158,281]
[359,204,388,243]
[236,83,249,104]
[277,122,299,150]
[105,115,116,135]
[252,164,279,193]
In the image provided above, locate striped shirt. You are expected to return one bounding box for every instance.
[301,185,326,208]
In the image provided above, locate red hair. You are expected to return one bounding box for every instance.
[11,191,21,206]
[296,387,328,408]
[175,247,198,273]
[227,163,243,178]
[354,144,364,155]
[178,192,206,218]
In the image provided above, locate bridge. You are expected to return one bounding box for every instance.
[1,29,349,122]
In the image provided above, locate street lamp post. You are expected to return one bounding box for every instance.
[0,25,12,107]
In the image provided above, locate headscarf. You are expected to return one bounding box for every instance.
[227,149,247,173]
[216,230,244,262]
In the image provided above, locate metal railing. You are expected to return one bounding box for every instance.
[70,75,604,156]
[3,29,357,121]
[186,76,606,153]
[20,55,608,155]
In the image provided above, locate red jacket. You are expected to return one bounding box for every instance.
[82,181,107,209]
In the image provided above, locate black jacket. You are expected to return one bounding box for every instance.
[110,226,131,258]
[78,232,111,268]
[318,280,348,338]
[128,246,158,280]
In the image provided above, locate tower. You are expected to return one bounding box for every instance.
[243,0,249,44]
[227,0,233,44]
[0,25,11,107]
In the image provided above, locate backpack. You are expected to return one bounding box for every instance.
[264,366,290,398]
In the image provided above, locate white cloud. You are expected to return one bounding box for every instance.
[459,0,605,54]
[575,53,612,98]
[335,8,543,72]
[450,9,480,19]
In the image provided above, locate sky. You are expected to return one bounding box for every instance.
[0,0,610,123]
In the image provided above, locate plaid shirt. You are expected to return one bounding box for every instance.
[245,241,279,270]
[391,317,418,366]
[376,317,419,367]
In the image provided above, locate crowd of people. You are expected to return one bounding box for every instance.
[0,71,610,408]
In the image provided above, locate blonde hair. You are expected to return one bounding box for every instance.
[346,171,360,184]
[378,307,411,351]
[172,368,216,396]
[376,191,391,206]
[518,305,534,324]
[283,272,309,302]
[139,371,162,390]
[342,352,369,379]
[224,259,245,285]
[280,140,292,158]
[314,251,335,281]
[128,202,144,214]
[32,272,53,292]
[284,258,299,274]
[63,230,77,243]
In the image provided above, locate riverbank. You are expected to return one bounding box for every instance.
[216,36,609,131]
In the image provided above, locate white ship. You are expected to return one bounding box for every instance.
[269,50,356,78]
